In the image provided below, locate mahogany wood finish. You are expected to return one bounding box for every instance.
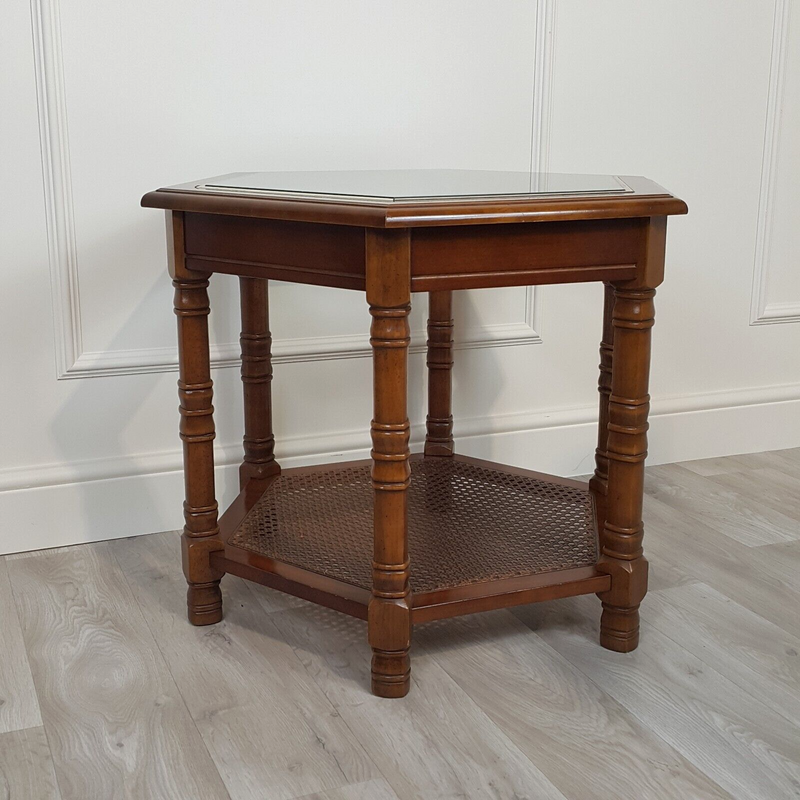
[409,217,643,291]
[145,174,687,698]
[142,174,685,228]
[184,213,366,290]
[412,566,610,623]
[365,228,413,698]
[424,291,455,457]
[238,277,280,488]
[170,212,652,293]
[596,218,666,652]
[168,213,224,626]
[589,283,616,533]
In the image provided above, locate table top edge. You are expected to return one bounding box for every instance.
[141,174,688,227]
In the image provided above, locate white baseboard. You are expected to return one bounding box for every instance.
[3,382,799,555]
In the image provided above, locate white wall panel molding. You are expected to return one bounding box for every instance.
[531,0,556,175]
[61,296,542,379]
[750,0,800,325]
[32,0,551,380]
[30,0,83,378]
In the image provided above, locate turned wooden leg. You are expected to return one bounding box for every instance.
[589,283,615,532]
[239,277,280,489]
[170,213,223,626]
[366,229,412,698]
[424,291,454,457]
[597,218,666,652]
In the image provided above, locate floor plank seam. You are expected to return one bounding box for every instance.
[0,555,46,735]
[4,554,64,800]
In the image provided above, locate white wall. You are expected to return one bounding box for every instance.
[2,0,799,554]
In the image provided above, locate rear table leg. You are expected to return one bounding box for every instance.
[424,290,455,457]
[238,276,280,489]
[589,283,615,533]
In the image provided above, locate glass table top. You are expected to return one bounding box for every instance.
[187,170,632,204]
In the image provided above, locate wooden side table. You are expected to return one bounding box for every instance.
[142,170,687,698]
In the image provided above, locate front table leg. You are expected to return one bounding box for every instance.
[170,213,224,625]
[597,219,665,651]
[367,229,412,698]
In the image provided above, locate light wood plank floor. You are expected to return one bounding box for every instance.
[1,448,799,800]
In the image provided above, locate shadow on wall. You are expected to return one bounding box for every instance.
[46,244,239,551]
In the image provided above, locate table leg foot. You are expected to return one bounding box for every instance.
[368,592,412,698]
[182,534,224,625]
[371,649,411,698]
[600,603,640,652]
[187,581,223,626]
[598,554,648,652]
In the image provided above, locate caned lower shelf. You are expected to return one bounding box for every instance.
[214,454,610,622]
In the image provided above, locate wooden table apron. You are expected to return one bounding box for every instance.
[145,179,687,698]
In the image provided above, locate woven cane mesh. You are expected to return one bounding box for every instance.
[229,457,598,593]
